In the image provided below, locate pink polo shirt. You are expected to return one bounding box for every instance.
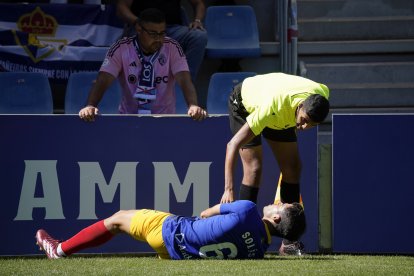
[100,36,189,114]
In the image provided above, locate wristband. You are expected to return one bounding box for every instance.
[194,19,202,23]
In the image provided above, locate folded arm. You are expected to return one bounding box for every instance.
[200,204,221,218]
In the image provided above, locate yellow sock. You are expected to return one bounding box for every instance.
[274,172,283,204]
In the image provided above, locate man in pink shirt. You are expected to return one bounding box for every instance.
[79,8,207,121]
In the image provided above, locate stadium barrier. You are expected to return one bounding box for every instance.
[332,114,414,254]
[0,115,318,255]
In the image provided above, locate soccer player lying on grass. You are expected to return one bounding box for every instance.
[36,200,305,260]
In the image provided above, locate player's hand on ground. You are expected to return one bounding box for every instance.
[220,189,234,204]
[187,105,207,121]
[79,106,99,122]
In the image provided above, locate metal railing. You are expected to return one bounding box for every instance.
[278,0,298,75]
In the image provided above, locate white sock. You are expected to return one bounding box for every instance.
[57,243,67,257]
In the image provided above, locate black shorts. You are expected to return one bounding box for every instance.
[228,82,297,148]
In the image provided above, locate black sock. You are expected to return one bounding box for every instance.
[239,184,259,203]
[280,181,300,203]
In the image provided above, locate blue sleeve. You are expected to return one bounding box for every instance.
[220,200,257,215]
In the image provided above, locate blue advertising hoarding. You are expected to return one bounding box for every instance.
[332,114,414,254]
[0,115,317,255]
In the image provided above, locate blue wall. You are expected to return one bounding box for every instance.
[0,115,317,255]
[332,114,414,254]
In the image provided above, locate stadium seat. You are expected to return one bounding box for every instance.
[175,84,188,114]
[0,72,53,114]
[65,72,121,114]
[207,72,256,114]
[204,6,261,59]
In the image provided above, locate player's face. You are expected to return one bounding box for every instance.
[295,105,317,130]
[263,202,292,218]
[137,22,166,54]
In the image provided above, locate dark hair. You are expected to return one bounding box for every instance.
[138,8,166,25]
[274,202,306,241]
[302,94,330,123]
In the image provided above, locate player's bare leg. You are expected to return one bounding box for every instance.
[238,145,263,203]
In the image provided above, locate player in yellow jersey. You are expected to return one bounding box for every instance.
[220,73,329,255]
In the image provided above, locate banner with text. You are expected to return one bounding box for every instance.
[0,115,317,255]
[0,3,122,83]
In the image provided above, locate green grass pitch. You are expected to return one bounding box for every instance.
[1,254,413,275]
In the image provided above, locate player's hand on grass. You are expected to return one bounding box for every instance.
[188,105,207,121]
[79,105,99,122]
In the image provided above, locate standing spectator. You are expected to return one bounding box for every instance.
[79,8,207,121]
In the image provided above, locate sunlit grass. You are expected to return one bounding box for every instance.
[1,254,413,275]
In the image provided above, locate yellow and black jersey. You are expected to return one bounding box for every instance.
[241,73,330,135]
